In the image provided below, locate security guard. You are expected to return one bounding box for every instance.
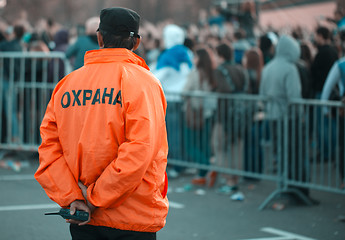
[35,7,169,240]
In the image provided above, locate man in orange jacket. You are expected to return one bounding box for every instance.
[35,7,169,240]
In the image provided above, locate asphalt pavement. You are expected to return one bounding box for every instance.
[0,153,344,240]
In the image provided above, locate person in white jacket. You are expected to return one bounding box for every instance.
[152,24,193,178]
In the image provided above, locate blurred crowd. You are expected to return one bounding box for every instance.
[1,2,345,201]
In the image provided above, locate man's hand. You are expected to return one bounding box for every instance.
[66,200,91,226]
[78,181,96,212]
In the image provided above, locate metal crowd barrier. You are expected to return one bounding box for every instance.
[1,51,344,210]
[0,51,71,151]
[165,91,345,210]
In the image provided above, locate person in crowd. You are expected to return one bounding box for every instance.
[0,24,25,144]
[221,0,257,42]
[49,29,71,82]
[335,26,345,57]
[53,29,69,53]
[214,42,250,94]
[242,47,263,94]
[143,32,161,67]
[35,7,168,239]
[258,34,275,65]
[208,6,225,30]
[184,37,195,61]
[296,41,314,99]
[153,24,193,88]
[152,24,193,178]
[260,34,318,204]
[17,10,33,34]
[310,26,339,163]
[296,41,315,146]
[183,46,217,186]
[232,29,252,65]
[320,30,345,189]
[23,40,50,144]
[260,34,300,151]
[241,47,264,179]
[66,16,99,70]
[0,24,24,52]
[321,29,345,188]
[326,9,345,31]
[211,42,250,194]
[198,9,209,28]
[311,26,339,98]
[42,18,59,50]
[237,0,257,41]
[292,26,305,42]
[0,20,8,43]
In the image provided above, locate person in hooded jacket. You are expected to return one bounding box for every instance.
[35,7,168,240]
[259,35,317,205]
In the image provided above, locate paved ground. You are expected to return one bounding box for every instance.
[0,153,344,240]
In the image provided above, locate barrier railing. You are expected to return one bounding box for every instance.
[0,52,344,209]
[165,91,345,209]
[0,51,71,151]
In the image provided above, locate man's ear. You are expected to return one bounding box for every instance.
[97,31,104,48]
[132,37,141,51]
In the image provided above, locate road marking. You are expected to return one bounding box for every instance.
[169,201,185,209]
[0,174,35,181]
[0,203,59,212]
[0,201,184,212]
[240,227,317,240]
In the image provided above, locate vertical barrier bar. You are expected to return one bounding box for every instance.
[297,104,301,183]
[335,108,338,188]
[0,58,3,141]
[291,104,296,182]
[305,105,310,184]
[282,110,288,190]
[18,58,25,144]
[327,112,332,187]
[320,106,325,185]
[41,59,49,125]
[30,59,37,144]
[8,57,16,144]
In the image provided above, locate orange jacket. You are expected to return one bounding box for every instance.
[35,48,169,232]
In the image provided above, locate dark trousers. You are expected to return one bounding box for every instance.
[70,224,156,240]
[267,119,310,195]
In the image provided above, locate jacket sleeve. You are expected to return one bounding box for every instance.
[34,94,84,208]
[321,62,341,101]
[86,72,167,209]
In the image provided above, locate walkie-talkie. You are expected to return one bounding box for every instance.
[45,208,89,222]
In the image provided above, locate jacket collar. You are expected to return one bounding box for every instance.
[84,48,149,71]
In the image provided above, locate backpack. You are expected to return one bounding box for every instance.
[217,64,249,94]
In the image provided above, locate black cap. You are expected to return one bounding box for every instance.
[98,7,140,38]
